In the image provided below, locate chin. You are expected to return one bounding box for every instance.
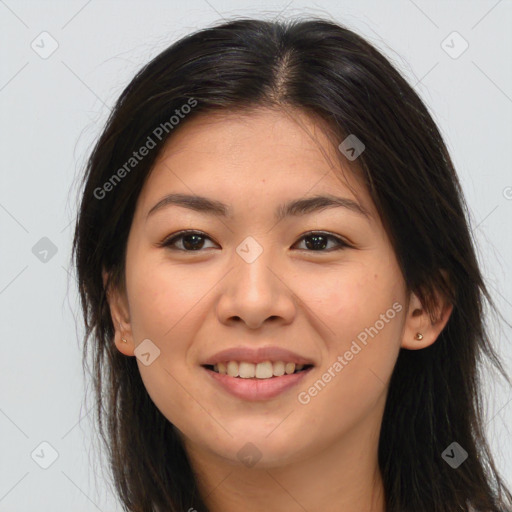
[209,434,310,469]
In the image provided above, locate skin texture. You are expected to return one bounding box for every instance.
[104,108,453,512]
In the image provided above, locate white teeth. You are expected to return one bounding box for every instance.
[272,361,285,376]
[239,362,256,378]
[226,361,239,377]
[255,361,273,379]
[285,362,296,375]
[211,360,308,378]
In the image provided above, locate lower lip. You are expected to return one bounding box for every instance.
[203,366,313,401]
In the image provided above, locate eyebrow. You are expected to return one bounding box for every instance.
[146,192,371,222]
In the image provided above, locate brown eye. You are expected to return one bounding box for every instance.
[159,230,350,253]
[293,232,350,252]
[161,231,217,251]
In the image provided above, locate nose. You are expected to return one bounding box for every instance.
[216,244,296,330]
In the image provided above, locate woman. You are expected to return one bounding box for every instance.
[72,17,512,512]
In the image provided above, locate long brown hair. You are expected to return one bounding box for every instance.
[72,17,512,511]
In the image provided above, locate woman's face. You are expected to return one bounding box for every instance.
[108,108,426,468]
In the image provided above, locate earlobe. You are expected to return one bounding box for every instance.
[401,289,454,351]
[102,268,135,357]
[115,321,135,357]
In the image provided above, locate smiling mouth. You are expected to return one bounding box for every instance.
[202,363,314,379]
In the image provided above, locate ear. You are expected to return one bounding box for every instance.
[102,268,135,356]
[401,271,454,350]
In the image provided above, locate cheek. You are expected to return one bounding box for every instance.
[301,262,402,341]
[296,298,403,445]
[299,262,404,402]
[125,259,212,425]
[127,255,213,340]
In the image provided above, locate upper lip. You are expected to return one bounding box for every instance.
[201,346,316,366]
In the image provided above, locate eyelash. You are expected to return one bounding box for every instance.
[158,230,351,253]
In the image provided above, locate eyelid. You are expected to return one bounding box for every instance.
[157,229,219,249]
[158,230,352,251]
[293,231,352,251]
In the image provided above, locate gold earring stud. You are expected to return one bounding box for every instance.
[415,332,423,340]
[118,322,128,343]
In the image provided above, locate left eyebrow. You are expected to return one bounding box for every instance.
[146,193,371,221]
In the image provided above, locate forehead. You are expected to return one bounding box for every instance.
[137,108,376,220]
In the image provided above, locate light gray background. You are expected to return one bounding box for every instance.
[1,0,511,510]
